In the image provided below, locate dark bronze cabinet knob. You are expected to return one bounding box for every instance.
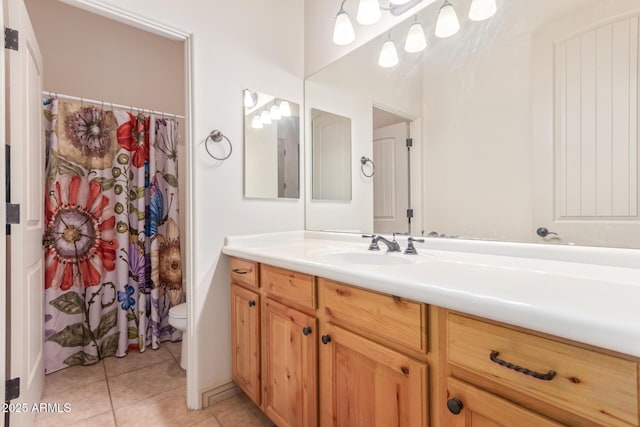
[447,397,464,415]
[302,326,312,336]
[321,334,332,345]
[248,300,256,307]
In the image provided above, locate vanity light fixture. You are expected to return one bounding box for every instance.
[279,100,292,117]
[404,15,427,53]
[357,0,382,25]
[270,104,282,120]
[378,32,399,68]
[468,0,496,21]
[333,0,356,45]
[435,0,460,38]
[251,115,263,129]
[244,90,258,108]
[260,109,272,125]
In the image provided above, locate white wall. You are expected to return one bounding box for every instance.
[305,31,422,233]
[422,29,534,242]
[62,0,305,408]
[304,0,436,76]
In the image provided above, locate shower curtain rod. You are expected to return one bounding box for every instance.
[42,91,185,119]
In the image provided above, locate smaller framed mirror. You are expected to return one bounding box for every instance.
[244,89,300,199]
[311,108,352,201]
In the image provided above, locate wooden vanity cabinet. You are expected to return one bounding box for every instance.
[318,278,429,427]
[444,377,563,426]
[262,298,317,427]
[231,284,261,405]
[443,311,640,427]
[319,323,428,427]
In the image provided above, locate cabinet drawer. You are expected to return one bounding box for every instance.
[447,312,639,427]
[319,279,427,353]
[261,265,316,309]
[230,258,258,288]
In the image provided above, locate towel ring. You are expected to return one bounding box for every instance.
[360,156,375,178]
[205,130,232,161]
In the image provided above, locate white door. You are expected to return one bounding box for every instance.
[0,2,7,426]
[373,122,410,235]
[7,0,45,424]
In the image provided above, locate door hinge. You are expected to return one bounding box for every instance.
[5,378,20,401]
[6,203,20,225]
[406,208,414,219]
[4,27,18,50]
[405,138,413,148]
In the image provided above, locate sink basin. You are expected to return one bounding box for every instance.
[316,251,428,266]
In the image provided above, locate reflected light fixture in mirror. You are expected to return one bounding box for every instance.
[334,1,356,45]
[379,32,399,68]
[434,0,460,38]
[357,0,381,25]
[260,109,272,125]
[468,0,497,21]
[244,90,257,108]
[279,101,292,117]
[404,16,427,53]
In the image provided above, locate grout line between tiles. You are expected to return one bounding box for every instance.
[102,360,118,426]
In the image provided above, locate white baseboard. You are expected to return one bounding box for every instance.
[201,381,241,408]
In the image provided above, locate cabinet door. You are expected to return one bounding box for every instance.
[263,298,317,427]
[231,284,261,405]
[444,378,563,427]
[319,324,427,427]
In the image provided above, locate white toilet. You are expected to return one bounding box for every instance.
[168,302,188,370]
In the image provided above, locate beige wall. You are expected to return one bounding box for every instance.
[25,0,186,257]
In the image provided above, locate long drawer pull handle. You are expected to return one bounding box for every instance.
[232,268,251,275]
[490,351,556,381]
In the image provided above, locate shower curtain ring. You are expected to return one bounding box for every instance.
[204,130,232,161]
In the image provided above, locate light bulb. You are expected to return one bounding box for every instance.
[333,9,355,45]
[379,39,399,68]
[260,110,272,124]
[435,0,460,38]
[251,115,263,129]
[357,0,381,25]
[404,21,427,53]
[390,0,412,4]
[244,90,257,108]
[279,101,291,117]
[270,104,281,120]
[468,0,496,21]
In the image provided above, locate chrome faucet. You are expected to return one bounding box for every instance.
[362,234,401,252]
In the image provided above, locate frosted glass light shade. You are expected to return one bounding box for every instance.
[270,105,281,120]
[357,0,381,25]
[468,0,496,21]
[251,115,263,129]
[404,22,427,53]
[260,110,272,124]
[279,101,291,117]
[244,90,257,108]
[333,10,355,45]
[378,40,399,68]
[435,1,460,38]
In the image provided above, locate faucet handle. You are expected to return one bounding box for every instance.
[404,236,425,255]
[363,234,380,251]
[362,234,376,239]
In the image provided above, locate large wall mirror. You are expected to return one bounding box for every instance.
[304,0,640,248]
[244,89,300,199]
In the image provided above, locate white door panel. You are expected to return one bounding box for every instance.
[7,0,45,424]
[373,122,409,234]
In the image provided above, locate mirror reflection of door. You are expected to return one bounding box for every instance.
[277,116,299,198]
[373,107,411,235]
[311,109,352,201]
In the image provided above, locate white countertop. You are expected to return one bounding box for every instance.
[222,231,640,358]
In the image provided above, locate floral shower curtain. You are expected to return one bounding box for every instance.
[43,99,183,373]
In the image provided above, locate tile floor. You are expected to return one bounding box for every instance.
[33,341,274,427]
